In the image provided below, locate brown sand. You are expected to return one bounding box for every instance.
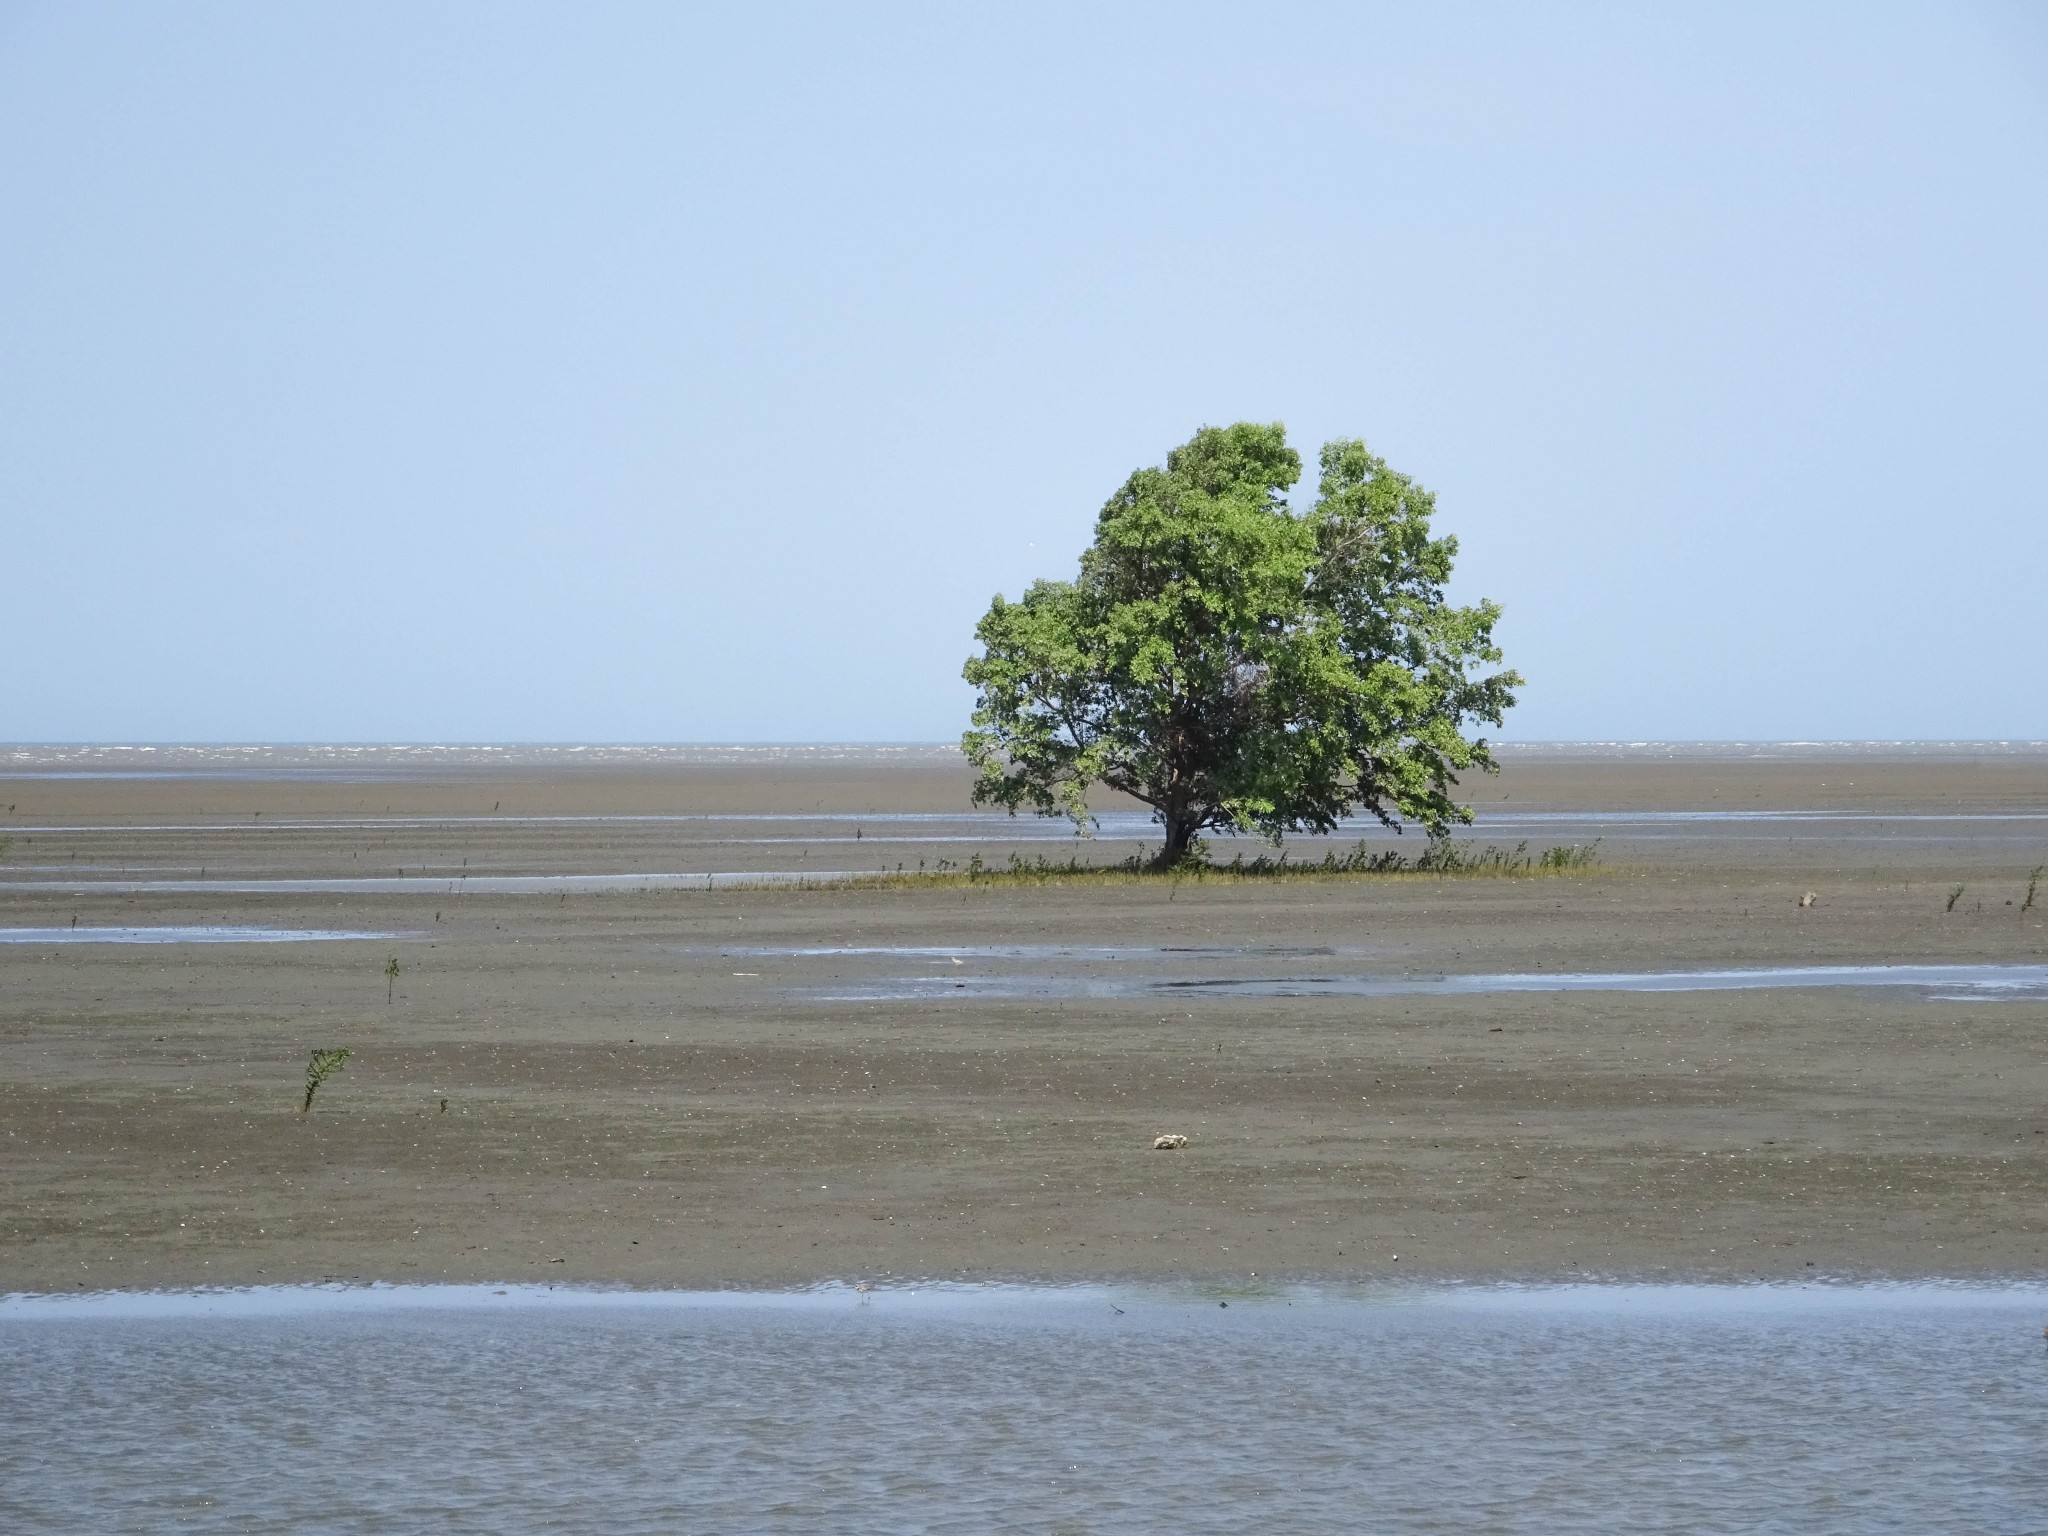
[3,749,2045,1292]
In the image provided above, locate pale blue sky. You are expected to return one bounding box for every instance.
[3,3,2043,743]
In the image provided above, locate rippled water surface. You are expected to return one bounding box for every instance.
[3,1283,2043,1535]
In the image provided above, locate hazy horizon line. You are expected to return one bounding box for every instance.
[5,740,2046,756]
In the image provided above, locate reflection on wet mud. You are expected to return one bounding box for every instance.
[0,871,861,894]
[0,926,412,944]
[717,943,1347,960]
[807,962,2048,1003]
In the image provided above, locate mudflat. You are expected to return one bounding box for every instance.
[3,746,2045,1291]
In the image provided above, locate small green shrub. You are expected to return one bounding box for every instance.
[1946,883,1965,913]
[302,1048,352,1113]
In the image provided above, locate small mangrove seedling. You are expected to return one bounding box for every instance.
[302,1048,352,1113]
[2024,866,2042,914]
[384,956,402,1003]
[1946,883,1966,913]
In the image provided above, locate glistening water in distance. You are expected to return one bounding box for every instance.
[3,1282,2044,1535]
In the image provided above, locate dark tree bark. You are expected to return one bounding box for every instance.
[1155,813,1200,869]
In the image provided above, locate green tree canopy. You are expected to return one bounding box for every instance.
[962,422,1520,867]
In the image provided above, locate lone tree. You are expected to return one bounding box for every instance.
[962,422,1520,868]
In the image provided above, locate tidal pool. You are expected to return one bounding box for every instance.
[0,870,863,895]
[719,942,1348,959]
[0,926,411,945]
[3,1281,2042,1534]
[809,962,2048,1003]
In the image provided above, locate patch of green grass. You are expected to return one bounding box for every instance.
[812,836,1604,890]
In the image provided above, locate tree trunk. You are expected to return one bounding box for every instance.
[1154,813,1199,870]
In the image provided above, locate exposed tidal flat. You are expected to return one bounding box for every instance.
[0,745,2045,1297]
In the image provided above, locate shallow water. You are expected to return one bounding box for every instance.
[810,961,2048,1003]
[0,768,422,782]
[720,942,1348,959]
[0,870,863,894]
[0,742,966,771]
[0,926,410,945]
[15,806,2048,840]
[3,1282,2043,1534]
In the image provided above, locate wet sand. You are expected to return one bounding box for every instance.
[2,747,2045,1291]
